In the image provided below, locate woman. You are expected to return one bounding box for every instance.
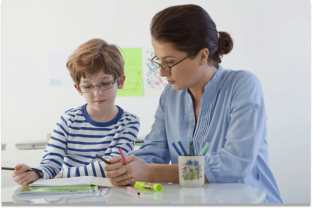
[104,4,283,203]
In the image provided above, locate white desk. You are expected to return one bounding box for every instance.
[2,183,266,205]
[1,148,266,204]
[1,146,142,188]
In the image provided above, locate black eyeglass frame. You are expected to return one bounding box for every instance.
[151,55,192,72]
[78,77,119,93]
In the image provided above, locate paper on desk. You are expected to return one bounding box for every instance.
[30,176,115,187]
[18,185,98,195]
[17,189,108,204]
[16,187,111,198]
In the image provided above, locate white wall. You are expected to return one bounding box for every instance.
[1,0,310,203]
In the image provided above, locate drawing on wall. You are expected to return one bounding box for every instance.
[117,48,143,97]
[48,48,162,97]
[142,47,167,96]
[48,51,73,86]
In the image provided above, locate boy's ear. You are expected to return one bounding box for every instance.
[117,75,126,89]
[74,84,83,95]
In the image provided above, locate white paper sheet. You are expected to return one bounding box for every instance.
[30,176,94,187]
[48,51,74,86]
[142,47,167,96]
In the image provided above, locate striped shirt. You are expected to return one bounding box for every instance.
[32,104,140,179]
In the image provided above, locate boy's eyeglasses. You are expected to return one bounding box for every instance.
[151,55,191,72]
[78,78,119,93]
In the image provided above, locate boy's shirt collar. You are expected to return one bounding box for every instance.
[82,104,124,127]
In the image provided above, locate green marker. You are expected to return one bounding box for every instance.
[199,142,210,156]
[134,182,162,192]
[178,141,188,156]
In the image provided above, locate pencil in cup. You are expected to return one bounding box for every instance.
[172,142,183,156]
[199,142,210,156]
[189,142,194,156]
[178,141,188,156]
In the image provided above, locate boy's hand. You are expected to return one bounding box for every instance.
[12,164,40,186]
[104,156,133,186]
[53,173,62,179]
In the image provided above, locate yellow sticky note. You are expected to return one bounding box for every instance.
[117,48,143,97]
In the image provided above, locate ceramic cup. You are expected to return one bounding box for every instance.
[178,156,205,187]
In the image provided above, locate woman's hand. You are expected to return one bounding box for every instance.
[123,155,152,184]
[12,164,40,186]
[104,156,134,186]
[104,155,153,186]
[53,173,62,179]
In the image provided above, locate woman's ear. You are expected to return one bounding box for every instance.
[199,48,209,65]
[74,84,83,95]
[117,75,126,89]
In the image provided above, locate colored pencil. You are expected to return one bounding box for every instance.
[96,155,112,164]
[2,167,32,172]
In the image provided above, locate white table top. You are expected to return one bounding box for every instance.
[2,183,266,205]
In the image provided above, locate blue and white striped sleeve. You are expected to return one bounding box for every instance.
[31,114,69,179]
[61,115,140,178]
[108,115,140,160]
[62,160,107,178]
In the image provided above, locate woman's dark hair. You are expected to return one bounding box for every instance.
[150,4,233,65]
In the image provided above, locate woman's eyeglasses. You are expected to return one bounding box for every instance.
[151,55,191,72]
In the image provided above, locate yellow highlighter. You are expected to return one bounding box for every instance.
[134,182,162,192]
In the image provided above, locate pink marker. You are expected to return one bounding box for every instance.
[127,186,140,195]
[118,147,128,164]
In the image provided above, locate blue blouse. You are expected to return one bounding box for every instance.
[127,65,283,203]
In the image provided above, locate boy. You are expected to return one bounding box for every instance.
[12,39,140,185]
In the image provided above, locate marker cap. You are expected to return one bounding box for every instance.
[154,183,162,192]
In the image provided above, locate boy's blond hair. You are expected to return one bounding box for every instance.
[66,38,124,86]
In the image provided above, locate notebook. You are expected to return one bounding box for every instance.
[30,176,115,187]
[18,185,98,195]
[16,188,110,203]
